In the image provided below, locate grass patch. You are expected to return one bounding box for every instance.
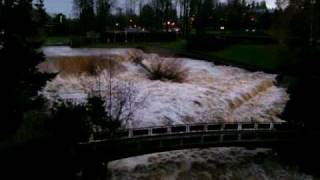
[207,44,290,71]
[45,36,70,45]
[160,39,187,50]
[150,41,289,73]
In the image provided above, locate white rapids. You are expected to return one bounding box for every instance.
[40,47,289,128]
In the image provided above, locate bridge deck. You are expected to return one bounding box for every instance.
[78,122,301,161]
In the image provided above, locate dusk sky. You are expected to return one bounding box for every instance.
[44,0,276,17]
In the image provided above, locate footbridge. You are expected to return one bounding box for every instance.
[78,122,301,161]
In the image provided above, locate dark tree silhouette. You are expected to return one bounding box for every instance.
[73,0,96,33]
[0,0,54,139]
[96,0,112,33]
[194,0,215,33]
[140,4,156,31]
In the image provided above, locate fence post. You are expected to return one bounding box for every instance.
[270,123,274,130]
[221,124,225,131]
[167,127,172,134]
[128,129,133,138]
[219,134,224,142]
[186,125,190,133]
[204,124,208,132]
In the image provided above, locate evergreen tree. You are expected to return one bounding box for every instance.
[0,0,53,139]
[140,4,156,31]
[194,0,215,33]
[96,0,112,33]
[73,0,96,33]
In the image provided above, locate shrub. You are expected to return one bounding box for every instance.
[48,94,123,142]
[49,101,92,143]
[145,58,189,83]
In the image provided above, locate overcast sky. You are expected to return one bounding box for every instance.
[44,0,276,17]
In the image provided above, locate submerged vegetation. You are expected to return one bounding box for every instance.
[145,58,189,83]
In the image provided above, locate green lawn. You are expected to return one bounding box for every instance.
[158,41,290,72]
[209,44,289,71]
[45,36,70,45]
[160,39,187,50]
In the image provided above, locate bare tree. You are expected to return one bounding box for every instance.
[125,0,137,15]
[275,0,288,10]
[90,59,147,137]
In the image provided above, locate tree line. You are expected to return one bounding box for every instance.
[48,0,275,36]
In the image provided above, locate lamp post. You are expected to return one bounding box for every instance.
[114,22,119,43]
[166,21,171,32]
[310,0,316,46]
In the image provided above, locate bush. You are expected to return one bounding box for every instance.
[48,95,123,142]
[145,58,189,83]
[12,110,50,143]
[49,101,92,143]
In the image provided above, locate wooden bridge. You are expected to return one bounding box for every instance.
[78,122,301,161]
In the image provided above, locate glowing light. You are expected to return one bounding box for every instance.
[220,26,225,30]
